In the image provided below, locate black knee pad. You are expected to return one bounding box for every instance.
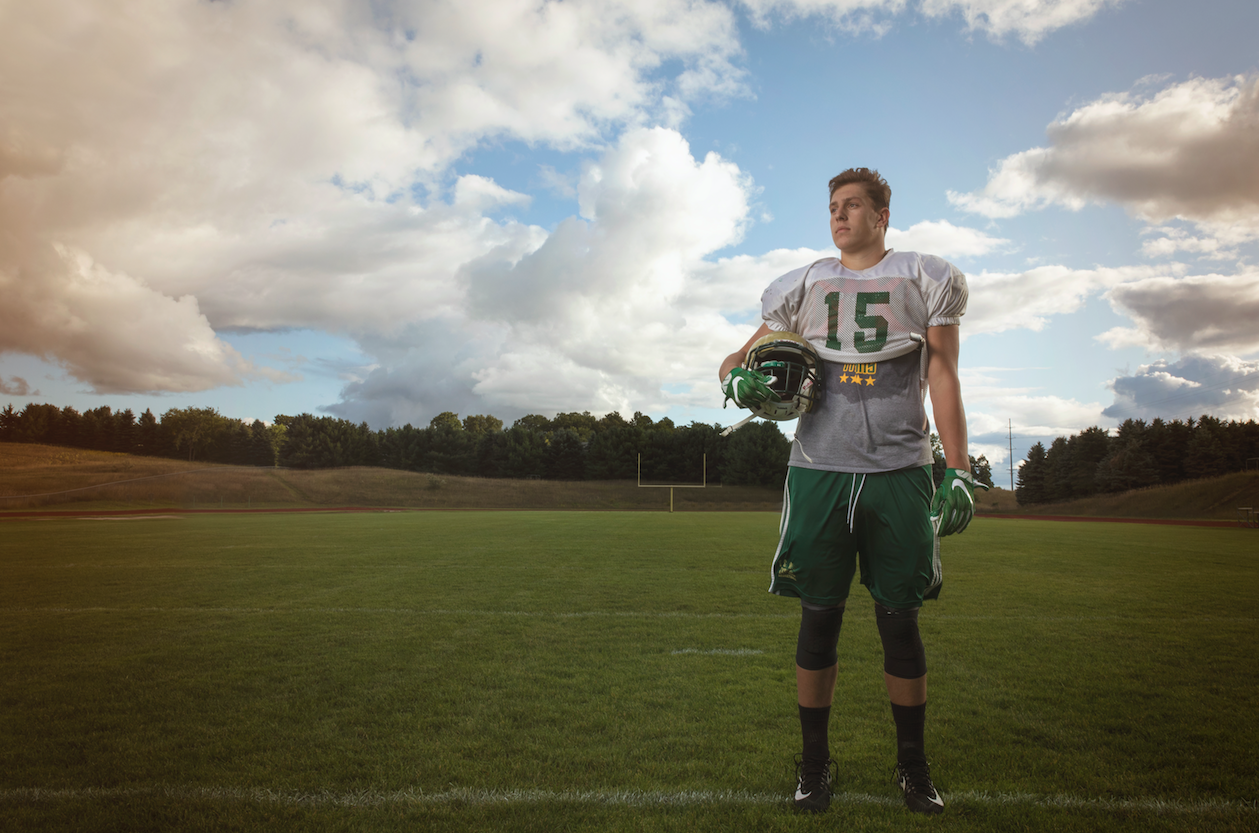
[796,602,844,671]
[875,603,926,679]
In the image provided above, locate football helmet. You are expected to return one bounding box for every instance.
[743,331,822,421]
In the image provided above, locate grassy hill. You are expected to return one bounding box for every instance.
[0,442,782,513]
[4,441,1257,521]
[992,469,1259,523]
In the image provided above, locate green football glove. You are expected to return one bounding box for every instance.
[930,468,989,537]
[721,367,779,410]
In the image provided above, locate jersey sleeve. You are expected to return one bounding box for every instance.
[759,262,814,333]
[920,254,968,328]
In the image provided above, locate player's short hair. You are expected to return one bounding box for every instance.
[828,168,891,214]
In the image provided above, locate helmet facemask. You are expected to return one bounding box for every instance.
[743,333,822,421]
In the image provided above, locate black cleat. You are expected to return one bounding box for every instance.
[793,754,836,813]
[893,759,944,814]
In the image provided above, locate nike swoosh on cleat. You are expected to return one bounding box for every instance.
[795,789,811,800]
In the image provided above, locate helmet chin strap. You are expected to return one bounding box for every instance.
[720,413,757,437]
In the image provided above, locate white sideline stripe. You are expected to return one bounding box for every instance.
[0,607,797,619]
[1,786,1253,814]
[670,648,765,656]
[0,608,1253,624]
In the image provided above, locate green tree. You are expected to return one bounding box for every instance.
[161,407,230,462]
[513,414,552,433]
[585,425,645,480]
[545,428,586,480]
[968,453,993,488]
[552,411,599,442]
[1016,442,1047,505]
[929,432,946,488]
[723,420,790,489]
[137,409,160,456]
[429,411,462,431]
[462,414,504,434]
[502,426,546,479]
[1094,439,1159,493]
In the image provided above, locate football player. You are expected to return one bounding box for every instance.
[719,167,984,815]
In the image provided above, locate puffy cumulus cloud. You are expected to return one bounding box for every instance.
[738,0,906,34]
[453,129,756,417]
[0,245,280,394]
[948,75,1259,240]
[0,376,36,397]
[676,220,1007,319]
[968,392,1105,437]
[886,220,1010,260]
[0,0,746,394]
[964,263,1177,336]
[739,0,1117,41]
[1103,355,1259,421]
[1098,271,1259,355]
[958,365,1106,436]
[918,0,1121,44]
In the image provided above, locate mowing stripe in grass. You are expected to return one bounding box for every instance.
[1,606,1254,624]
[0,606,797,619]
[669,648,765,655]
[1,786,1254,815]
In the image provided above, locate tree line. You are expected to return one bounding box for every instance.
[1015,415,1259,505]
[0,402,797,488]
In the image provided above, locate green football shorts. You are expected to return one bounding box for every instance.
[769,465,941,609]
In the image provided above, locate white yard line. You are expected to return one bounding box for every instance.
[0,785,1253,814]
[1,607,1254,623]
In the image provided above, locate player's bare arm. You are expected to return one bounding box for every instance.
[926,323,986,535]
[925,324,968,470]
[719,322,772,379]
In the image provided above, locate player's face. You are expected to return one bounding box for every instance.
[829,183,888,255]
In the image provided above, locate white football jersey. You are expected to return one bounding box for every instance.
[760,250,969,473]
[761,250,967,364]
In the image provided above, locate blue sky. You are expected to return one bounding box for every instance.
[2,0,1258,478]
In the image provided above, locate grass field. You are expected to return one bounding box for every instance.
[1,512,1256,831]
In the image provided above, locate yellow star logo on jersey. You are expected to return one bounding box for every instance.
[865,375,875,386]
[839,374,850,383]
[851,374,863,384]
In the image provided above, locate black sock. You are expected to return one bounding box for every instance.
[799,704,831,762]
[890,701,926,764]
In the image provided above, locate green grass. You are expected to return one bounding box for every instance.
[1,513,1256,831]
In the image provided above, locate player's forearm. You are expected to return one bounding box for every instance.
[930,379,969,471]
[926,325,970,471]
[720,322,774,381]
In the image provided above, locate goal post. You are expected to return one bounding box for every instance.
[637,453,706,512]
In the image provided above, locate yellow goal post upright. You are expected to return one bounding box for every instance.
[637,453,706,512]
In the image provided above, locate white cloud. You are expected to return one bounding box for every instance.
[967,393,1106,437]
[0,0,747,396]
[739,0,1118,42]
[964,263,1179,336]
[887,220,1010,259]
[948,75,1259,243]
[0,376,36,397]
[919,0,1122,44]
[1099,271,1259,355]
[1138,221,1256,261]
[1103,355,1259,422]
[0,245,281,394]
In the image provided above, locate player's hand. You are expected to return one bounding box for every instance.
[930,468,989,536]
[721,368,779,409]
